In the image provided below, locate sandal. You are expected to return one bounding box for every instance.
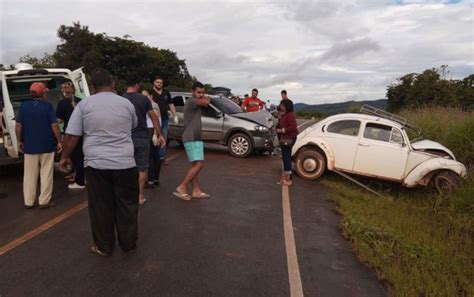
[139,198,146,205]
[173,191,191,201]
[90,246,109,257]
[192,192,210,199]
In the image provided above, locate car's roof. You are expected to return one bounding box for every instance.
[323,113,405,129]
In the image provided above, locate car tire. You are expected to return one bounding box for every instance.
[431,170,462,194]
[295,148,326,180]
[228,133,252,158]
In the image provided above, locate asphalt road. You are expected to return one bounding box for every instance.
[0,143,386,297]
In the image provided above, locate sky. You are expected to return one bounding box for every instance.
[1,0,473,105]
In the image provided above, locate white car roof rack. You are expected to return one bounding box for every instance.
[360,105,422,136]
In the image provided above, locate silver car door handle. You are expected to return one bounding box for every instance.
[359,142,370,147]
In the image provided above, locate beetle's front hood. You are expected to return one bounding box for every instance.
[231,110,274,128]
[411,139,455,159]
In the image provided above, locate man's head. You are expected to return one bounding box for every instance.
[29,82,49,99]
[61,80,75,98]
[251,88,258,98]
[281,90,288,100]
[91,68,114,92]
[153,76,164,90]
[192,81,205,99]
[126,75,142,91]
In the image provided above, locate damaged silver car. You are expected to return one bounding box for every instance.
[168,92,276,157]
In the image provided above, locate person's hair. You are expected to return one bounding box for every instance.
[252,88,258,93]
[62,80,75,91]
[192,81,204,91]
[153,76,164,82]
[125,75,141,87]
[91,68,113,90]
[281,90,287,95]
[280,99,294,112]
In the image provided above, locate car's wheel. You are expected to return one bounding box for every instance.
[295,148,326,180]
[430,170,462,194]
[228,133,252,158]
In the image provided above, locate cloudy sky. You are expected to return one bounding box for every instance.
[1,0,473,104]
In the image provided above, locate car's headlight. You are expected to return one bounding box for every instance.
[255,125,269,132]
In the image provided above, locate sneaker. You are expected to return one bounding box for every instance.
[39,201,56,209]
[145,182,154,189]
[68,183,86,189]
[153,180,160,186]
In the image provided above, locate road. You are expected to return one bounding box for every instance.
[0,142,385,297]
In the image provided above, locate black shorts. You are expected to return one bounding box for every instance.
[133,137,150,172]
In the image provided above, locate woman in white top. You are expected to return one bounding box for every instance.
[142,89,163,187]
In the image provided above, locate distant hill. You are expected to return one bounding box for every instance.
[294,99,387,115]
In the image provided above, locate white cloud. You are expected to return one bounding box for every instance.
[0,0,472,104]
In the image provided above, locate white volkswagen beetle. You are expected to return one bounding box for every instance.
[292,105,467,193]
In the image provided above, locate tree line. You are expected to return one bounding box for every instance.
[3,22,196,93]
[386,65,473,112]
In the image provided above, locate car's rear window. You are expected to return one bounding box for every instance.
[6,76,67,116]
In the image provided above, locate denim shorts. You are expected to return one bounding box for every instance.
[133,137,150,171]
[184,141,204,162]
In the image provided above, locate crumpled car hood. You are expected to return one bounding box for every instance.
[231,110,275,128]
[411,139,455,159]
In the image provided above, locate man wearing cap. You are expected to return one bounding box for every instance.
[15,82,62,209]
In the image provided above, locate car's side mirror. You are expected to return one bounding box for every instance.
[215,111,223,118]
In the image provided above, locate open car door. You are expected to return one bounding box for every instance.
[70,67,90,98]
[0,73,19,158]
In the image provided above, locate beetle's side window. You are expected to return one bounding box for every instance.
[363,123,393,142]
[327,120,361,136]
[390,128,404,144]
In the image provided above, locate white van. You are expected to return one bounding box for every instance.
[0,63,90,165]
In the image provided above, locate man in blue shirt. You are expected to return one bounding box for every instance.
[15,82,62,209]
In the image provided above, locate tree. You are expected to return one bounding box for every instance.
[52,22,194,89]
[386,66,473,112]
[18,53,56,68]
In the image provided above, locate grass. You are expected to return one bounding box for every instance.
[321,107,474,296]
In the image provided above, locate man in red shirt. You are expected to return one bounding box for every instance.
[242,88,265,112]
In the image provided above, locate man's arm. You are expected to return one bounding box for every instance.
[51,123,62,153]
[15,123,23,152]
[196,96,210,107]
[148,110,162,137]
[59,134,80,172]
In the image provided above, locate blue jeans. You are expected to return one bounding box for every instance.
[159,118,169,160]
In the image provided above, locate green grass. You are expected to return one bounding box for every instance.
[321,107,474,296]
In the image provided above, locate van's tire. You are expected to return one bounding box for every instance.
[431,170,462,194]
[295,148,326,180]
[228,133,252,158]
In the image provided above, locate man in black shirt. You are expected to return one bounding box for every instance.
[151,76,178,164]
[56,81,85,189]
[123,76,164,205]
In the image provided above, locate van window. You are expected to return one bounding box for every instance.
[6,77,67,116]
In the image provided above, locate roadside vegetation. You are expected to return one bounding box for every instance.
[322,107,473,296]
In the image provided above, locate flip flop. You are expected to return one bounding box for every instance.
[173,191,191,201]
[192,192,210,199]
[90,246,109,257]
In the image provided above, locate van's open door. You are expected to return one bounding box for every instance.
[0,73,19,158]
[71,67,90,98]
